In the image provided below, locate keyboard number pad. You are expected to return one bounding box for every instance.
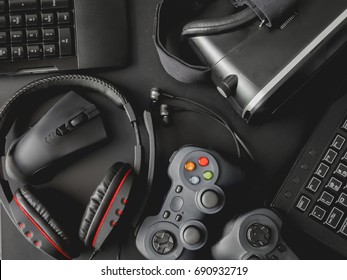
[306,120,347,237]
[0,0,75,61]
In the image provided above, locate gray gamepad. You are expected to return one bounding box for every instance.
[212,208,298,260]
[136,146,244,260]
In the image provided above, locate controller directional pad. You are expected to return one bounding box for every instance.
[152,230,175,255]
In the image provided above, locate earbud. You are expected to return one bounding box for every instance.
[150,88,172,125]
[159,104,171,125]
[150,88,161,108]
[150,88,176,107]
[147,87,255,161]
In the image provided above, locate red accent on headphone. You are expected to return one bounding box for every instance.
[92,168,133,248]
[13,195,72,260]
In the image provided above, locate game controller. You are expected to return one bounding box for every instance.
[211,208,298,260]
[135,146,244,259]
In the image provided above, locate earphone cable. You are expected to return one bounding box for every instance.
[163,94,255,161]
[171,106,255,161]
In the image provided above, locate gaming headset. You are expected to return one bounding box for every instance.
[0,74,144,260]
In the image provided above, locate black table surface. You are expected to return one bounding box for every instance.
[0,0,346,260]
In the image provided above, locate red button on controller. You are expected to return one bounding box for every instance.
[198,157,209,167]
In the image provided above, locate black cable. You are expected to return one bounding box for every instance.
[89,249,99,260]
[162,97,255,161]
[115,244,121,260]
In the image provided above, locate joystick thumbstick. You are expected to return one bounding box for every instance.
[201,190,219,209]
[183,226,202,245]
[246,223,271,248]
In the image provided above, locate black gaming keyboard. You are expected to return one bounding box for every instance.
[0,0,128,75]
[272,93,347,257]
[0,0,74,61]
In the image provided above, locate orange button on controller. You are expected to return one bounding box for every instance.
[184,161,196,172]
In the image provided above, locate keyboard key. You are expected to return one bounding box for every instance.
[325,207,344,229]
[323,149,338,164]
[41,0,70,10]
[27,29,39,42]
[342,119,347,132]
[43,44,57,57]
[42,28,56,41]
[27,45,41,59]
[58,27,72,56]
[331,135,345,150]
[342,152,347,163]
[310,205,326,221]
[10,15,23,27]
[334,163,347,179]
[0,16,7,28]
[0,31,7,44]
[296,195,311,212]
[11,46,25,59]
[10,30,24,43]
[26,14,39,27]
[306,177,321,193]
[0,47,8,59]
[337,193,347,208]
[315,163,329,178]
[57,12,71,25]
[326,177,342,192]
[9,0,38,12]
[339,218,347,237]
[319,191,334,206]
[0,1,5,13]
[42,13,55,26]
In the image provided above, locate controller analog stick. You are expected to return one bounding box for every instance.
[183,226,202,245]
[201,190,219,209]
[246,223,271,248]
[152,230,175,255]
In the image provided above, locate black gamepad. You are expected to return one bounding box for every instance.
[211,208,298,260]
[135,146,244,259]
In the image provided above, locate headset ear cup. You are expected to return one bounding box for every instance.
[9,185,79,259]
[79,162,134,249]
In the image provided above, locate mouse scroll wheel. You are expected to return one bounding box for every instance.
[70,113,88,127]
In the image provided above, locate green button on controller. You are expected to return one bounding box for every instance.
[203,171,214,180]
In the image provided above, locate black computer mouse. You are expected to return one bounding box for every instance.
[5,91,108,184]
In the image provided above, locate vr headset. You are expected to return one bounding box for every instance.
[155,0,347,122]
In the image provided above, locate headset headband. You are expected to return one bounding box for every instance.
[0,74,142,212]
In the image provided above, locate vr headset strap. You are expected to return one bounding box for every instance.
[153,0,212,83]
[154,0,298,83]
